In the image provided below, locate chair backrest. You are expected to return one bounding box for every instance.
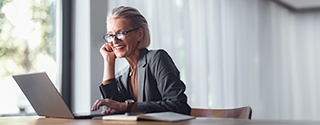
[190,106,252,119]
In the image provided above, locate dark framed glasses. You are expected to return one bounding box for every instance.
[103,27,140,43]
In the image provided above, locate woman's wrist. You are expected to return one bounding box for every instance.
[103,55,116,62]
[125,99,135,112]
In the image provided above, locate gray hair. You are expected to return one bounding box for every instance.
[107,6,150,49]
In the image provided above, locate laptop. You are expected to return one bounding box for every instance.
[12,72,104,119]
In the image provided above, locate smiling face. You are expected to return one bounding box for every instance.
[107,18,142,58]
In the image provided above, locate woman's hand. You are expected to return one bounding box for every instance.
[100,43,116,84]
[100,43,116,62]
[91,98,127,115]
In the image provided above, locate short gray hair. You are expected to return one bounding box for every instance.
[107,6,150,49]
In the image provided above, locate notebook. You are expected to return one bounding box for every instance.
[12,72,104,119]
[99,112,195,122]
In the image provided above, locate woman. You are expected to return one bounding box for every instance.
[91,6,191,115]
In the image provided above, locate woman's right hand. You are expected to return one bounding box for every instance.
[100,43,116,62]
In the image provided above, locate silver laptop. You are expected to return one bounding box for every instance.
[12,72,103,119]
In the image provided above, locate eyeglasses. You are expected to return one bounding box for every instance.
[103,27,140,43]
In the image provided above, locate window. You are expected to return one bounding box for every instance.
[0,0,59,115]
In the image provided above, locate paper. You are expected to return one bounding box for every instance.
[102,114,139,121]
[101,112,195,122]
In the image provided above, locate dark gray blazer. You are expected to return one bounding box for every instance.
[99,48,191,115]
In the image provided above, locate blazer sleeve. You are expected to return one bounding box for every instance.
[137,50,191,115]
[99,76,127,102]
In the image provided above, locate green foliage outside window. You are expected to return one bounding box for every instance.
[0,0,56,115]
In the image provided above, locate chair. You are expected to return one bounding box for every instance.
[190,106,252,119]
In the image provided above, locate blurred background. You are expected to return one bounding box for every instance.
[0,0,58,115]
[1,0,320,120]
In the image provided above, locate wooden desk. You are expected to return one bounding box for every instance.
[1,116,320,125]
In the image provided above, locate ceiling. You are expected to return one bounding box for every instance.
[274,0,320,11]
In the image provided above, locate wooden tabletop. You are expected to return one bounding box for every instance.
[1,116,320,125]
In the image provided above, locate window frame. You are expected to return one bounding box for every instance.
[61,0,72,109]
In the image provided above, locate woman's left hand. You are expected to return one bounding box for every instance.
[91,98,127,114]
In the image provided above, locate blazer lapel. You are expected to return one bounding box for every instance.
[138,48,149,102]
